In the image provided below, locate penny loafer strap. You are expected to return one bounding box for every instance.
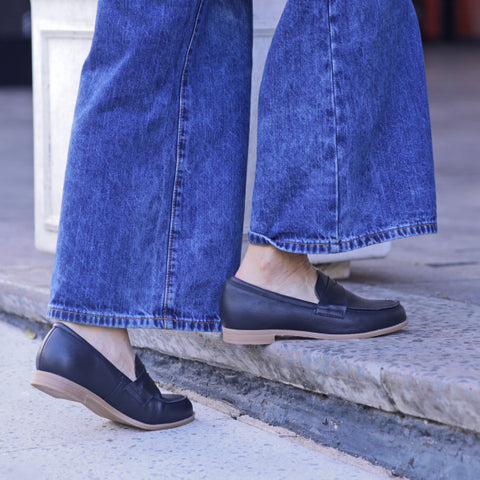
[315,272,347,304]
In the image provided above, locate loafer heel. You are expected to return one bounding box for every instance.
[31,370,81,402]
[222,327,275,345]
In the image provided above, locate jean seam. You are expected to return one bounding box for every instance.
[47,306,219,324]
[163,0,205,319]
[249,221,437,246]
[327,0,340,242]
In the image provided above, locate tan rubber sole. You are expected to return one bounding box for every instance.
[222,319,409,345]
[31,370,194,431]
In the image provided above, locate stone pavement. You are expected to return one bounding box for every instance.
[1,45,480,478]
[0,320,394,480]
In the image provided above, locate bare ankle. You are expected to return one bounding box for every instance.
[236,245,318,303]
[237,245,305,279]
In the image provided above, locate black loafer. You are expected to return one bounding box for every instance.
[220,270,407,345]
[31,322,194,430]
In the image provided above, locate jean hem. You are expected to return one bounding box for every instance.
[248,221,438,254]
[46,306,222,332]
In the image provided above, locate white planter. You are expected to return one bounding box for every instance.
[31,0,97,252]
[32,0,390,267]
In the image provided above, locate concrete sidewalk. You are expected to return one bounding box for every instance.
[1,45,480,479]
[0,320,395,480]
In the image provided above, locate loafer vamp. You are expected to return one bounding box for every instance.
[343,288,399,311]
[335,302,406,334]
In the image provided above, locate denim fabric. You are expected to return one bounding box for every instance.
[47,0,436,332]
[250,0,436,253]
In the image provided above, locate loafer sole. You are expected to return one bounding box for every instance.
[31,370,195,431]
[222,318,408,345]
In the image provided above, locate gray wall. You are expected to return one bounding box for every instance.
[0,0,30,37]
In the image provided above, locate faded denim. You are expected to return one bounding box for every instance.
[47,0,437,332]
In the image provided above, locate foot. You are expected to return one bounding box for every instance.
[31,323,194,430]
[220,244,407,345]
[236,244,318,303]
[59,322,136,381]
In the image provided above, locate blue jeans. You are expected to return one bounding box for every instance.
[47,0,437,332]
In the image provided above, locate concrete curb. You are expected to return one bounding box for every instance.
[3,271,480,435]
[129,286,480,434]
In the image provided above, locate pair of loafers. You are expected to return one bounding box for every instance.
[32,270,406,430]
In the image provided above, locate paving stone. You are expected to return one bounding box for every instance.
[0,321,393,480]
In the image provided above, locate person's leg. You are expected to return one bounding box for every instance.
[46,0,252,358]
[221,0,436,343]
[244,0,435,288]
[33,0,253,428]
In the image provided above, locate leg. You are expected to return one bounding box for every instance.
[48,0,252,334]
[220,0,436,343]
[250,0,436,253]
[33,0,253,429]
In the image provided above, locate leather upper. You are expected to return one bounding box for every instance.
[36,323,193,425]
[219,271,406,335]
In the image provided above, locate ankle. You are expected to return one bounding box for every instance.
[237,245,310,281]
[236,245,318,302]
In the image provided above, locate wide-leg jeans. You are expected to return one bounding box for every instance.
[47,0,437,332]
